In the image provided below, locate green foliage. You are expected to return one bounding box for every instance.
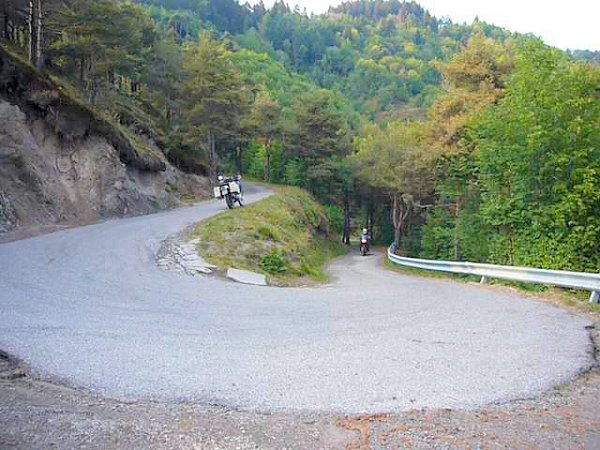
[182,32,247,176]
[442,32,514,90]
[50,0,158,93]
[354,119,438,248]
[183,32,245,136]
[15,0,521,183]
[260,248,288,274]
[135,0,257,35]
[422,40,600,273]
[471,42,600,271]
[354,120,435,194]
[7,0,598,276]
[325,205,345,234]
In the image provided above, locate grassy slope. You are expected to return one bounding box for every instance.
[192,186,345,285]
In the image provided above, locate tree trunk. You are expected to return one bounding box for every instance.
[165,105,172,125]
[2,12,9,40]
[235,141,243,175]
[207,131,217,183]
[28,0,43,68]
[453,196,460,260]
[34,0,42,69]
[393,218,401,250]
[6,19,11,42]
[506,229,515,265]
[79,56,85,90]
[368,207,374,241]
[90,80,97,104]
[343,194,351,245]
[391,194,400,248]
[264,143,271,182]
[391,193,410,249]
[14,23,20,47]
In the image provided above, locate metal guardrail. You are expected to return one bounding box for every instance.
[387,244,600,303]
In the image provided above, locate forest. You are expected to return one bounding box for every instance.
[1,0,599,272]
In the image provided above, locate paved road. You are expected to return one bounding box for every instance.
[0,185,593,414]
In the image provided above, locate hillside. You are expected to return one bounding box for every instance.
[192,186,344,285]
[0,45,209,239]
[0,0,598,273]
[137,0,516,119]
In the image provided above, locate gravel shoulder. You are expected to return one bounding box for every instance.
[1,332,598,449]
[0,353,349,449]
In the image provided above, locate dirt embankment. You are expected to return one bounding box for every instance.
[0,46,209,240]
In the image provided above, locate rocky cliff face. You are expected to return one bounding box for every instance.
[0,48,209,239]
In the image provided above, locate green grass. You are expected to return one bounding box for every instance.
[383,257,600,314]
[191,186,345,285]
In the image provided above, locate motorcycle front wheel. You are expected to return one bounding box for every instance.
[225,194,234,209]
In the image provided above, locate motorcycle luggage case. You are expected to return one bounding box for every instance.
[213,187,221,198]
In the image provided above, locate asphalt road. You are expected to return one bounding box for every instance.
[0,184,593,414]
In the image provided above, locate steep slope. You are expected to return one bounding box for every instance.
[0,46,210,238]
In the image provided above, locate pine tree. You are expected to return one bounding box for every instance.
[183,32,246,181]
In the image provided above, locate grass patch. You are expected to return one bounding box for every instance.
[191,186,345,286]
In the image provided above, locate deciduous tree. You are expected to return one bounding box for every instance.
[354,121,436,248]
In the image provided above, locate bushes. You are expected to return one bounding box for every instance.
[260,248,288,274]
[420,43,600,272]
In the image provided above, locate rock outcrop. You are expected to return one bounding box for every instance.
[0,47,209,237]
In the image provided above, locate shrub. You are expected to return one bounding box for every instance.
[260,248,288,274]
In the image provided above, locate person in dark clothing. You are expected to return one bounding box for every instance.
[360,227,371,253]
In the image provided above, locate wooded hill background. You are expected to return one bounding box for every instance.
[1,0,599,272]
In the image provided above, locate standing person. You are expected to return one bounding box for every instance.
[235,173,243,195]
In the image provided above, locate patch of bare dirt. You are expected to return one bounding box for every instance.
[0,354,349,449]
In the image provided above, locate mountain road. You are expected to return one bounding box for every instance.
[0,184,593,414]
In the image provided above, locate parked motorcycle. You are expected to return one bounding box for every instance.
[213,175,243,209]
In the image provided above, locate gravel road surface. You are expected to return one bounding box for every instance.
[0,184,593,414]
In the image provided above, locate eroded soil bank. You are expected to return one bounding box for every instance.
[0,47,210,243]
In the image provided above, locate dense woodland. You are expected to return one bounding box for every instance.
[1,0,599,272]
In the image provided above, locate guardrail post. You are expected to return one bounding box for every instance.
[480,276,491,285]
[590,291,600,304]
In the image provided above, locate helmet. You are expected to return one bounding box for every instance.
[217,175,224,181]
[362,228,367,233]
